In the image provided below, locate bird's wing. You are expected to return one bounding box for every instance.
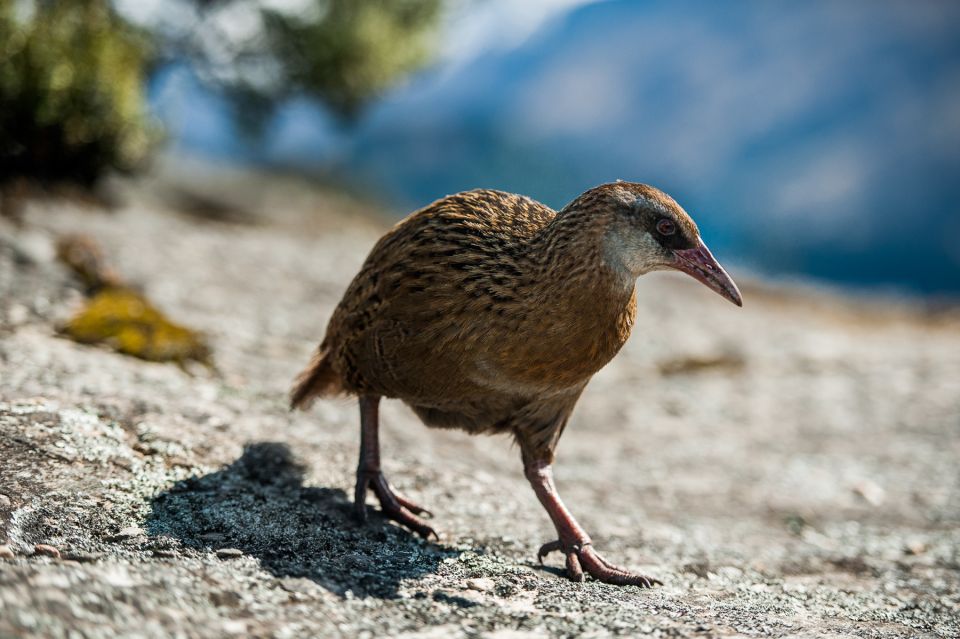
[320,190,556,398]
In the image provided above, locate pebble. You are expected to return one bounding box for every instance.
[465,578,496,592]
[278,577,320,595]
[210,590,242,608]
[853,480,886,506]
[457,589,486,604]
[61,551,103,563]
[0,544,14,559]
[167,456,193,469]
[153,549,178,559]
[0,493,11,508]
[111,526,145,541]
[34,544,60,559]
[216,548,244,559]
[6,304,29,325]
[133,441,158,455]
[220,620,248,635]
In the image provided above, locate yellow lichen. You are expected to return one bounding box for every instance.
[61,286,212,369]
[56,233,214,370]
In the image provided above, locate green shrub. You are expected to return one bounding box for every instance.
[0,0,155,186]
[262,0,443,119]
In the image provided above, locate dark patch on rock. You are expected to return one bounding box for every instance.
[147,442,457,599]
[431,590,480,608]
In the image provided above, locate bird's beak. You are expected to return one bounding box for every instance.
[671,240,743,307]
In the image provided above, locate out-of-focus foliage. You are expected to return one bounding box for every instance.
[0,0,442,188]
[262,0,443,119]
[0,0,155,186]
[177,0,444,124]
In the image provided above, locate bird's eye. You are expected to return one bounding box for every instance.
[656,219,676,236]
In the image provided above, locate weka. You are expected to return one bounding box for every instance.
[291,182,742,586]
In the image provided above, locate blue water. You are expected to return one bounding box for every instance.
[149,0,960,296]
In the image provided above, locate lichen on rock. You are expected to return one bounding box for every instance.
[55,233,212,368]
[60,286,212,367]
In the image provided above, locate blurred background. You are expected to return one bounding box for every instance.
[3,4,960,635]
[2,0,959,296]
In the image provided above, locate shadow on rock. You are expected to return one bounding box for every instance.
[147,442,456,598]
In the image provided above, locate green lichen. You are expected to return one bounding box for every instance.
[61,287,212,368]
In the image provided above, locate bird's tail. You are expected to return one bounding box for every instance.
[289,348,343,410]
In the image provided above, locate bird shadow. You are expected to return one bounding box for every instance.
[146,442,457,599]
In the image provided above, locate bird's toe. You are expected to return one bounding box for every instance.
[364,471,439,539]
[565,551,584,582]
[385,505,438,540]
[538,540,661,587]
[392,491,433,518]
[537,539,562,563]
[578,544,661,587]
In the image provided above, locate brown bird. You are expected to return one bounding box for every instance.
[291,182,742,586]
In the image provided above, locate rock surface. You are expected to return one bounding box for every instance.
[1,169,959,638]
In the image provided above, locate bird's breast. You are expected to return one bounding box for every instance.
[475,284,637,392]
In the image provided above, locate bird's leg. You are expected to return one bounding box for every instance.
[523,455,661,587]
[355,395,437,539]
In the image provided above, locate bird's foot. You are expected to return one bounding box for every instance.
[537,539,661,587]
[355,470,437,540]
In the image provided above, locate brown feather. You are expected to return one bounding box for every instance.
[289,349,343,409]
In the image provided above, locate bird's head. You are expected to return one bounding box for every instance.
[567,181,742,306]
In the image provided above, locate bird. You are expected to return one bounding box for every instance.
[291,181,742,587]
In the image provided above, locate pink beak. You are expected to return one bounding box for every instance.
[672,240,743,307]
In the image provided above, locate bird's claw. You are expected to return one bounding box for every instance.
[536,539,662,587]
[394,493,433,518]
[355,470,438,540]
[537,539,562,563]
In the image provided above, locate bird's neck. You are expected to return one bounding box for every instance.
[530,205,639,295]
[516,210,638,381]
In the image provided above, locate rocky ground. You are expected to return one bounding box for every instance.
[1,163,959,638]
